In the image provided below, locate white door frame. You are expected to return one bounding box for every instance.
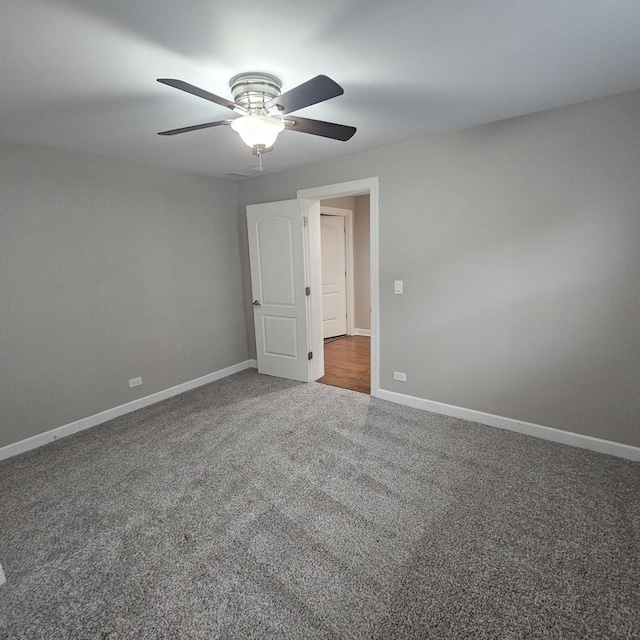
[298,178,380,397]
[320,206,355,336]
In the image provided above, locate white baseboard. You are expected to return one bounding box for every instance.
[353,328,371,337]
[0,360,255,462]
[377,389,640,462]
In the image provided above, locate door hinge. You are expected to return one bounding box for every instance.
[308,351,313,360]
[303,216,308,227]
[305,286,311,296]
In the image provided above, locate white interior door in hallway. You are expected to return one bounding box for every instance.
[321,214,347,338]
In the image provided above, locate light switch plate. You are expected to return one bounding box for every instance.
[394,280,403,294]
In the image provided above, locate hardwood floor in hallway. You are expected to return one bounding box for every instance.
[318,335,370,394]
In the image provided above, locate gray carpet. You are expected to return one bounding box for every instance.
[1,369,639,639]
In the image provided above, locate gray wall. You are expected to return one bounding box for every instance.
[4,89,639,452]
[321,196,355,210]
[0,144,248,448]
[240,90,640,448]
[353,195,370,331]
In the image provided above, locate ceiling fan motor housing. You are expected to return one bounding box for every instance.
[229,72,282,112]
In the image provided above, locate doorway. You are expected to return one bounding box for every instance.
[317,198,370,393]
[298,178,379,396]
[246,178,379,395]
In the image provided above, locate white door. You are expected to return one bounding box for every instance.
[247,200,310,382]
[321,215,347,338]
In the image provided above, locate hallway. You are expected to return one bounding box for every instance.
[318,336,370,394]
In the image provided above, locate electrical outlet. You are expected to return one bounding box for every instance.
[129,377,142,388]
[393,371,407,382]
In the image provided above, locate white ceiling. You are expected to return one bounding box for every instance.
[2,0,640,179]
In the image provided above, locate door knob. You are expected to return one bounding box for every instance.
[253,300,261,306]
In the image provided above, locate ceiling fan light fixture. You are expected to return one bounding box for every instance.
[231,115,284,149]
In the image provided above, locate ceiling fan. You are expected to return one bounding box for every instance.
[156,72,356,155]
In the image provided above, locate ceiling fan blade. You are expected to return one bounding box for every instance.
[267,75,344,115]
[157,120,232,136]
[157,79,244,113]
[284,116,356,141]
